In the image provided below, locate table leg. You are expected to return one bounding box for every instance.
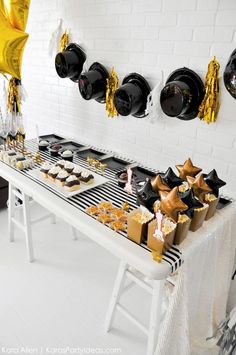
[22,193,34,262]
[8,183,15,242]
[105,260,127,332]
[147,280,164,355]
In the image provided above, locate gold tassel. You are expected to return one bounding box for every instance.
[198,56,220,124]
[7,77,21,113]
[60,29,69,52]
[105,67,119,118]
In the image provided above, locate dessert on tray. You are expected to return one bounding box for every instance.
[80,170,94,184]
[55,170,69,186]
[38,160,95,193]
[64,175,80,191]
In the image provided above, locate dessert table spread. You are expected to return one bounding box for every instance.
[0,138,236,355]
[0,138,182,278]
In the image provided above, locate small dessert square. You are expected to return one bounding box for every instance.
[64,175,80,191]
[48,166,61,182]
[80,170,94,184]
[64,161,74,174]
[56,160,66,169]
[73,165,83,178]
[55,170,69,186]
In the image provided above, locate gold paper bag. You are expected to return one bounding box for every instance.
[147,219,176,252]
[205,196,219,221]
[127,209,153,245]
[190,205,209,232]
[174,215,191,245]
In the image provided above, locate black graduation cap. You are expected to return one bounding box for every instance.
[114,73,151,118]
[78,62,109,103]
[55,43,86,82]
[160,67,204,120]
[224,49,236,99]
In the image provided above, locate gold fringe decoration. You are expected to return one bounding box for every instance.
[198,56,220,124]
[7,77,21,113]
[106,67,119,118]
[60,29,69,52]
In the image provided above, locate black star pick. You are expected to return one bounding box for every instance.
[160,167,183,189]
[204,169,226,197]
[135,178,159,212]
[180,188,203,219]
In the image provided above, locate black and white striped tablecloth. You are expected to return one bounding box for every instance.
[18,139,183,273]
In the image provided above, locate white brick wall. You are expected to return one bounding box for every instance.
[11,0,236,195]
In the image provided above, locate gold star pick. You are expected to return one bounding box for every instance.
[176,158,202,180]
[160,187,188,223]
[151,174,171,193]
[187,174,212,203]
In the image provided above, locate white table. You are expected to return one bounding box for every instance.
[0,146,235,355]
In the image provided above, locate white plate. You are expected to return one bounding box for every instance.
[28,166,109,198]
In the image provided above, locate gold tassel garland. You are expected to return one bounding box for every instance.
[60,29,69,52]
[105,67,119,118]
[7,77,21,113]
[198,56,220,124]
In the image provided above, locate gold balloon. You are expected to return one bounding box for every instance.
[0,9,29,79]
[187,174,212,203]
[176,158,202,180]
[160,187,188,223]
[151,174,171,194]
[0,0,7,16]
[5,0,30,31]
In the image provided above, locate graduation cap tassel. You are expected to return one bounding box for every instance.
[198,56,220,124]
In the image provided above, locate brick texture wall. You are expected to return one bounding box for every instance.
[18,0,236,194]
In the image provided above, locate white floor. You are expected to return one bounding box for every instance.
[0,204,150,355]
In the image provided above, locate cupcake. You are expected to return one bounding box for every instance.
[80,170,94,184]
[73,166,82,178]
[48,166,61,182]
[64,175,80,192]
[38,140,49,151]
[56,159,66,169]
[55,170,69,186]
[49,143,62,157]
[61,149,73,161]
[64,161,74,174]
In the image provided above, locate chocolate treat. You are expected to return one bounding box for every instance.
[55,170,69,186]
[49,144,62,157]
[64,161,74,174]
[40,162,52,178]
[64,175,80,191]
[16,156,26,162]
[8,151,17,157]
[80,171,94,184]
[56,160,66,169]
[48,166,61,181]
[73,166,82,178]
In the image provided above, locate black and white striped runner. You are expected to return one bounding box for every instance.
[13,139,183,272]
